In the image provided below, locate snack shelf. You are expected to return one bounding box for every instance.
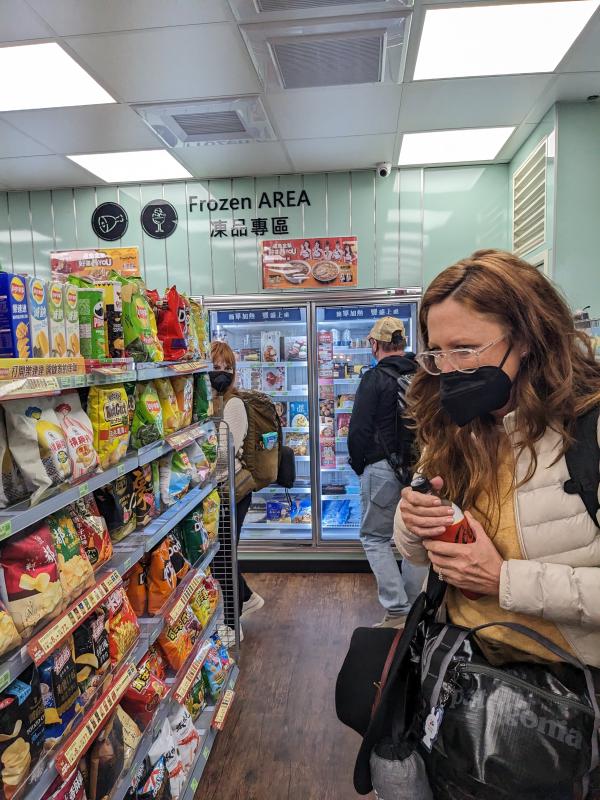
[157,552,220,627]
[179,664,239,800]
[0,453,139,541]
[136,419,210,466]
[134,360,211,381]
[104,542,147,577]
[141,482,217,552]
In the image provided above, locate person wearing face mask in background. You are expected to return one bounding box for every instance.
[210,340,264,647]
[348,317,428,628]
[394,249,600,796]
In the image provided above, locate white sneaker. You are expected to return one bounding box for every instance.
[373,613,407,629]
[241,592,265,620]
[217,623,243,648]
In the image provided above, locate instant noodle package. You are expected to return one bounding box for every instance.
[87,385,130,469]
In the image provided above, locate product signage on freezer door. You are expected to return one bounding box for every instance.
[321,304,413,321]
[215,308,303,324]
[261,237,357,290]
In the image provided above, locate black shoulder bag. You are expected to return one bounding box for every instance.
[375,365,415,486]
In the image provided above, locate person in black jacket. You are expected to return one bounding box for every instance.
[348,317,427,628]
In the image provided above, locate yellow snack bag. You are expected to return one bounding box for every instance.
[153,378,180,435]
[171,376,194,429]
[202,489,220,542]
[87,384,130,468]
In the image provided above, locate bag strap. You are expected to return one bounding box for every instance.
[564,405,600,526]
[371,627,404,720]
[375,365,413,477]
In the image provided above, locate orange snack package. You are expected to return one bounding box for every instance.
[123,561,147,618]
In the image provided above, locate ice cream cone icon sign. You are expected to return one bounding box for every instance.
[151,207,166,234]
[98,213,124,235]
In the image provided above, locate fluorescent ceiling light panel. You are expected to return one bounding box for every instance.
[399,127,514,166]
[414,1,600,80]
[0,43,114,111]
[68,150,192,183]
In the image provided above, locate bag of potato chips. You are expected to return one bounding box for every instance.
[105,587,140,666]
[39,639,83,746]
[159,452,192,508]
[154,287,188,363]
[0,599,21,659]
[54,392,99,481]
[0,409,27,510]
[94,474,136,543]
[68,495,113,570]
[118,278,163,363]
[189,299,208,359]
[146,539,176,616]
[72,609,110,698]
[0,524,63,637]
[202,490,220,543]
[132,383,164,449]
[153,379,180,435]
[192,373,212,423]
[47,511,94,608]
[157,607,197,672]
[87,384,130,469]
[132,464,158,528]
[123,561,147,618]
[4,397,72,505]
[171,376,193,430]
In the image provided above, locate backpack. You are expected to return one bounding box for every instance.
[563,404,600,525]
[233,389,281,491]
[375,364,415,486]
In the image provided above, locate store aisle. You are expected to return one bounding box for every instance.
[200,572,381,800]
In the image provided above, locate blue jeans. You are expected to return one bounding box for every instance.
[360,460,427,616]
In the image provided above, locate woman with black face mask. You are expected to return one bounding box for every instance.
[209,340,264,648]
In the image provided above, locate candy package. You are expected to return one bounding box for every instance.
[94,474,136,543]
[202,647,226,701]
[159,452,192,508]
[123,561,147,618]
[0,664,45,800]
[148,720,184,800]
[168,706,199,772]
[87,385,130,469]
[0,409,27,510]
[118,278,163,363]
[0,524,63,637]
[192,373,212,423]
[171,376,193,430]
[153,379,180,435]
[4,397,71,505]
[39,640,82,745]
[155,287,188,363]
[68,495,113,570]
[47,511,94,607]
[54,393,99,481]
[183,441,211,487]
[72,609,110,697]
[122,653,168,728]
[202,490,220,542]
[157,606,197,672]
[105,587,140,666]
[132,464,158,528]
[131,383,164,449]
[200,422,217,465]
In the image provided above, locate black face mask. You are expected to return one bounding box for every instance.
[209,370,234,394]
[439,345,513,427]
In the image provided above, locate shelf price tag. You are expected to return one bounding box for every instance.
[0,670,9,692]
[212,688,235,731]
[165,423,204,451]
[173,643,211,705]
[170,360,207,374]
[0,520,12,541]
[55,662,137,779]
[190,778,199,792]
[28,570,121,665]
[117,463,125,477]
[166,573,204,626]
[78,482,90,498]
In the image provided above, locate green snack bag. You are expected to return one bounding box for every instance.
[77,288,106,359]
[201,421,218,464]
[193,373,213,422]
[118,277,163,363]
[178,509,208,564]
[124,381,136,429]
[132,382,164,448]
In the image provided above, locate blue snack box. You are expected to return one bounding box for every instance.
[0,272,31,358]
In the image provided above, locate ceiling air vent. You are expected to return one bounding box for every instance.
[512,138,547,257]
[134,97,276,147]
[270,31,384,88]
[257,0,382,10]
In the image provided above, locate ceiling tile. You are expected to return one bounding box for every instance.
[26,0,233,35]
[3,104,161,153]
[523,71,600,124]
[0,155,98,190]
[0,119,50,157]
[398,75,552,132]
[267,84,402,139]
[65,25,261,103]
[285,133,395,171]
[559,9,600,72]
[0,0,54,41]
[175,141,292,179]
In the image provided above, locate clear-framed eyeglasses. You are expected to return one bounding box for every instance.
[415,334,507,376]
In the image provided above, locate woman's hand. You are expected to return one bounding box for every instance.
[424,511,504,597]
[399,476,455,538]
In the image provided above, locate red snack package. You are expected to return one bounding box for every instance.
[68,495,113,570]
[121,652,168,727]
[157,606,197,671]
[155,286,188,362]
[146,645,167,681]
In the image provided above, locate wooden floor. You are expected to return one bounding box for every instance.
[199,572,381,800]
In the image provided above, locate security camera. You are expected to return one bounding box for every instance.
[376,162,392,178]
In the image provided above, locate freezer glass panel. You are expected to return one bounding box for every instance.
[315,302,418,542]
[210,306,313,542]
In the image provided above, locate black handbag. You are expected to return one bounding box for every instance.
[276,445,296,488]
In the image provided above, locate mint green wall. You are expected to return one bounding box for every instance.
[508,107,556,272]
[554,103,600,313]
[0,166,509,295]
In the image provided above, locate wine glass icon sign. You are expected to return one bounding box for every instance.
[98,213,124,235]
[151,207,167,234]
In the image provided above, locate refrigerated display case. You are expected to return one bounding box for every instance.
[204,289,420,556]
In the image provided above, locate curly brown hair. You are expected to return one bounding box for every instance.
[409,249,600,518]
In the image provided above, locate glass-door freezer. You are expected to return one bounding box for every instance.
[209,304,314,545]
[314,300,418,544]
